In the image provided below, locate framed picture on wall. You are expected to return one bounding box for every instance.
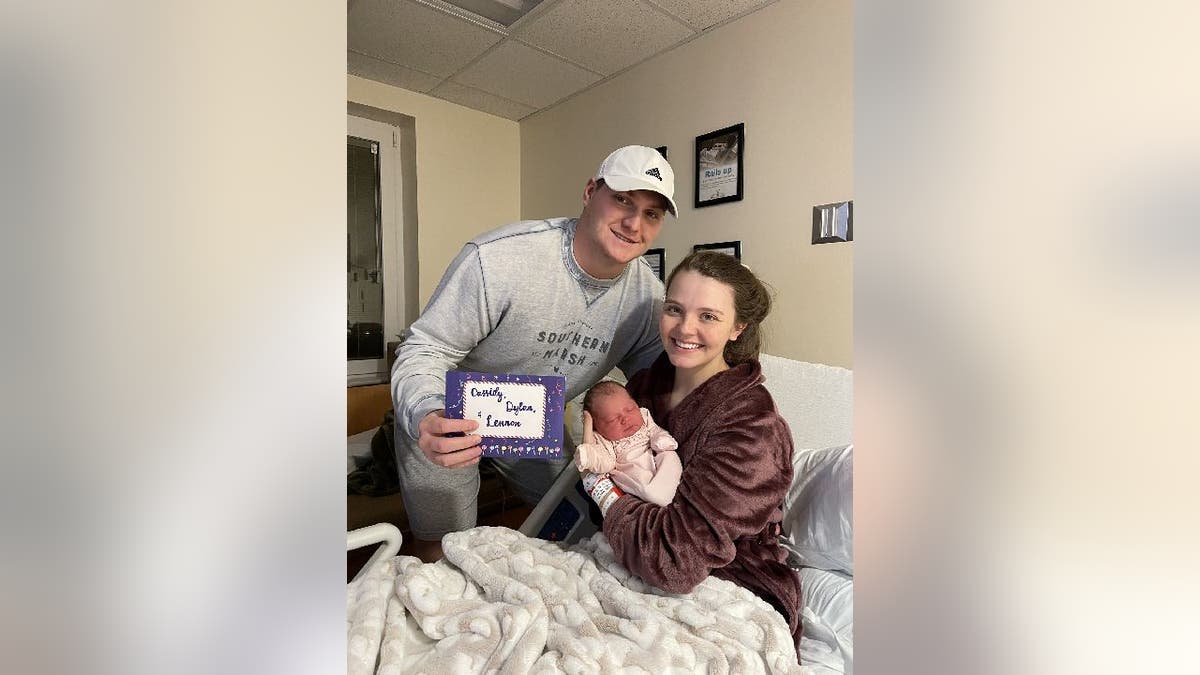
[694,123,744,208]
[642,247,665,281]
[693,240,741,260]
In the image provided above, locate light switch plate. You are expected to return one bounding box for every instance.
[812,200,854,244]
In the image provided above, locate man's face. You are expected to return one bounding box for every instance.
[574,179,668,279]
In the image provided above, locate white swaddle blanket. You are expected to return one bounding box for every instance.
[353,526,807,674]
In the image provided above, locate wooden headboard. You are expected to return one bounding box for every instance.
[347,384,393,436]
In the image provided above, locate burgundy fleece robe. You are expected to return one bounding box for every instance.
[602,352,803,654]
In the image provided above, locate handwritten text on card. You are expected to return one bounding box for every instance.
[462,382,546,439]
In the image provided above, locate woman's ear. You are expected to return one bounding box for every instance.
[731,323,747,341]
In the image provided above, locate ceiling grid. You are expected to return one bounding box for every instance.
[348,0,780,121]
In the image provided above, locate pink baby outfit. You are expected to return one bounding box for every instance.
[576,408,683,506]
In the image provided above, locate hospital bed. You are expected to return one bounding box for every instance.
[348,353,853,674]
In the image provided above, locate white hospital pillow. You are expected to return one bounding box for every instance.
[799,567,853,640]
[798,567,854,673]
[781,444,853,575]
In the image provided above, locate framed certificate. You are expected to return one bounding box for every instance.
[693,240,742,261]
[695,123,744,208]
[642,247,665,281]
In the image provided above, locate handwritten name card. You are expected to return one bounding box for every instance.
[445,371,566,460]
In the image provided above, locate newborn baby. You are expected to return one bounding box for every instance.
[577,380,682,506]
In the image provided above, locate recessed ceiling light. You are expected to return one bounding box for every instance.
[417,0,544,28]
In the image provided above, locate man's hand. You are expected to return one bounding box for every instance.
[417,410,482,469]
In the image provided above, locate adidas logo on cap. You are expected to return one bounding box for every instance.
[644,167,662,180]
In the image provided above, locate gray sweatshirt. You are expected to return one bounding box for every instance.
[390,218,665,440]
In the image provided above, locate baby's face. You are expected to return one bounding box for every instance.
[590,390,643,441]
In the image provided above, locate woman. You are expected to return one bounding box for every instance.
[583,250,802,654]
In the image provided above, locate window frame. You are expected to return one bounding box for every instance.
[347,115,404,387]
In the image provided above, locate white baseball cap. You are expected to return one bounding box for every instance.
[594,145,677,216]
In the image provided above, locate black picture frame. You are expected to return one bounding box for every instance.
[694,122,744,208]
[642,247,665,281]
[693,240,742,261]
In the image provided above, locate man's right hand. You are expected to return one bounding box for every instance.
[417,410,482,469]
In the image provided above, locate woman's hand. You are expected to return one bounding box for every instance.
[582,410,595,445]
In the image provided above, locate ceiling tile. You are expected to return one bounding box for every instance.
[518,0,694,75]
[348,0,503,78]
[429,82,537,121]
[453,41,601,109]
[348,51,443,93]
[647,0,776,31]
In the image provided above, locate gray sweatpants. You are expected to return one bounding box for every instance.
[393,426,574,540]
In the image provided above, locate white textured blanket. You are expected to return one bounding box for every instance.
[350,526,808,674]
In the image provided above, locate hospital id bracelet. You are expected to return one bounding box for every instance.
[581,471,624,516]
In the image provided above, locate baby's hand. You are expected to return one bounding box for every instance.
[652,434,678,452]
[576,442,615,474]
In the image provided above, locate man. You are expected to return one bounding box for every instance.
[390,145,677,562]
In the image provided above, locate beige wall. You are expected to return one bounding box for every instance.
[347,76,522,309]
[520,0,852,367]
